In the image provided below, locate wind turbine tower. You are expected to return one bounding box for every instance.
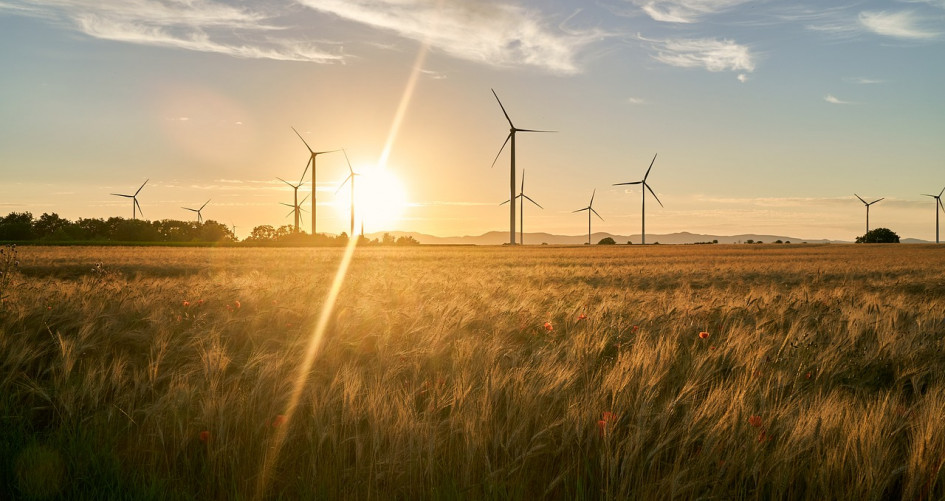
[282,194,310,232]
[922,187,945,244]
[855,194,884,234]
[182,199,210,223]
[500,170,543,245]
[613,154,663,245]
[573,189,603,245]
[111,179,149,221]
[292,127,339,237]
[491,89,554,245]
[337,149,361,238]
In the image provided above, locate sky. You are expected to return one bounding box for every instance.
[1,0,943,241]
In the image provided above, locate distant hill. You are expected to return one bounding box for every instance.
[363,230,880,245]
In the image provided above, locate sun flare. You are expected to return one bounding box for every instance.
[335,165,408,235]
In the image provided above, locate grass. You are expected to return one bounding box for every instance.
[1,244,944,499]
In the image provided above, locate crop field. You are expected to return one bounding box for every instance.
[2,244,945,499]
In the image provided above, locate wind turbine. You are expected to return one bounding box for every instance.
[854,194,884,234]
[278,161,310,233]
[336,149,361,238]
[921,187,945,243]
[613,154,662,245]
[111,179,148,221]
[491,89,554,246]
[182,199,210,223]
[282,194,310,231]
[292,127,339,237]
[573,189,603,245]
[500,170,543,245]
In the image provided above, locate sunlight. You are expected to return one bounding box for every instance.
[356,166,408,234]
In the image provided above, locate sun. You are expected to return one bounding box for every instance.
[347,166,408,234]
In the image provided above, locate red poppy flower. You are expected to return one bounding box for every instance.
[544,322,553,332]
[632,325,639,332]
[271,414,288,428]
[699,331,709,339]
[806,372,812,379]
[578,313,587,320]
[182,300,190,307]
[710,345,717,351]
[199,430,210,443]
[197,299,204,305]
[597,419,607,437]
[602,411,615,422]
[748,415,762,428]
[234,300,241,309]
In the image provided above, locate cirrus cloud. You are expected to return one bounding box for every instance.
[858,10,942,40]
[640,35,756,77]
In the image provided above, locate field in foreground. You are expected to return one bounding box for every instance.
[2,244,945,499]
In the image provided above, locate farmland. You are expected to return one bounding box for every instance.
[2,244,945,499]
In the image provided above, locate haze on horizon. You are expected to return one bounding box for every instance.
[1,0,943,241]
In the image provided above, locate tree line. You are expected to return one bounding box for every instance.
[0,212,419,246]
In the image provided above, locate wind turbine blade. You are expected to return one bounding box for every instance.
[589,189,596,207]
[517,129,556,133]
[521,170,525,193]
[200,199,210,210]
[299,157,311,185]
[499,199,511,206]
[939,198,945,213]
[300,194,310,205]
[135,179,149,196]
[182,207,197,212]
[923,194,935,198]
[491,89,514,128]
[643,154,657,181]
[613,181,643,186]
[134,198,143,218]
[646,183,664,208]
[315,149,341,155]
[491,133,511,168]
[591,208,604,221]
[280,202,294,208]
[292,126,315,153]
[573,208,588,214]
[939,187,945,198]
[342,149,354,175]
[335,175,352,194]
[872,198,884,204]
[112,193,132,198]
[855,193,867,204]
[277,177,294,188]
[523,194,543,209]
[285,208,296,218]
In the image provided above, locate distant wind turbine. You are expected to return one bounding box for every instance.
[111,179,148,221]
[613,154,663,245]
[573,189,603,245]
[292,127,339,237]
[854,194,884,234]
[922,187,945,244]
[278,161,310,233]
[282,194,310,231]
[491,89,554,246]
[337,149,361,238]
[182,199,210,223]
[500,170,543,245]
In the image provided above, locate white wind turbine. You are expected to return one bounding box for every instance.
[573,189,603,245]
[613,154,663,245]
[500,170,543,245]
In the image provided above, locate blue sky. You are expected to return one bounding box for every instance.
[1,0,943,240]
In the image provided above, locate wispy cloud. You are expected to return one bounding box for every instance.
[625,0,753,23]
[641,35,756,77]
[627,97,647,105]
[858,10,941,40]
[294,0,605,74]
[824,94,855,105]
[844,76,885,84]
[3,0,344,63]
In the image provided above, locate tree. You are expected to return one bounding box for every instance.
[248,225,277,242]
[395,235,419,246]
[856,228,900,243]
[33,213,70,240]
[598,237,616,245]
[0,212,34,241]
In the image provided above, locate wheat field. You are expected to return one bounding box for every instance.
[2,244,944,499]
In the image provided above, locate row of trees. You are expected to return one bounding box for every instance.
[0,212,420,246]
[0,212,236,243]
